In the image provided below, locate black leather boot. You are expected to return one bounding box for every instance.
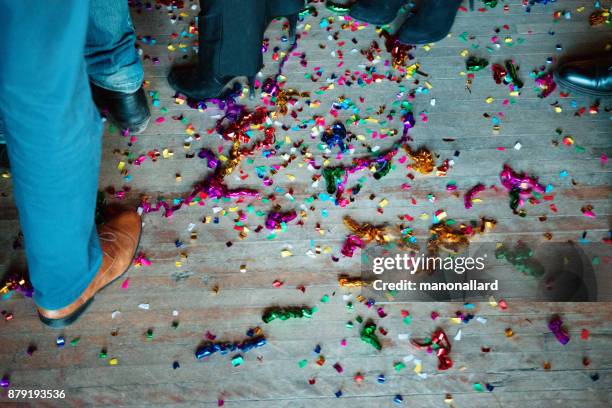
[349,0,406,25]
[91,85,150,134]
[554,56,612,96]
[398,0,462,44]
[168,0,266,101]
[266,0,304,44]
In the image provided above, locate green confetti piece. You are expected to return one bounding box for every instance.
[346,321,354,329]
[474,383,484,392]
[298,359,308,368]
[403,316,411,325]
[321,294,330,303]
[592,256,600,265]
[394,362,406,372]
[70,337,80,347]
[232,356,244,367]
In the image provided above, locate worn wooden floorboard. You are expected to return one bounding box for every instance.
[1,0,611,407]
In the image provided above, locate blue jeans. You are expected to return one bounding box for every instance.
[86,0,144,93]
[0,0,142,310]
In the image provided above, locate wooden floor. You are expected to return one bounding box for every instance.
[1,0,611,406]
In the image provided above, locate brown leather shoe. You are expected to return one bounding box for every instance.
[38,210,142,328]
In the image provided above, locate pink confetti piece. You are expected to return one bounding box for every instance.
[121,278,130,289]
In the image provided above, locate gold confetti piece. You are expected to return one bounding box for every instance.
[240,265,247,273]
[378,198,388,208]
[404,145,435,174]
[281,249,293,258]
[109,358,118,366]
[460,49,469,57]
[427,222,470,254]
[338,276,370,287]
[485,96,494,104]
[117,161,125,170]
[175,261,182,267]
[344,216,389,244]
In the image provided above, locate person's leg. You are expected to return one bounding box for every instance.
[86,0,150,133]
[86,0,143,93]
[167,0,267,100]
[0,0,103,310]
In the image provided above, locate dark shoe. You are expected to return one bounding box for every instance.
[398,0,462,44]
[266,0,304,44]
[326,0,354,15]
[349,0,406,25]
[168,67,256,101]
[0,142,9,178]
[168,0,266,100]
[38,210,142,328]
[554,56,612,97]
[91,84,150,134]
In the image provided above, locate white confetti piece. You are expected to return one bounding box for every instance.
[138,303,150,310]
[398,333,410,341]
[454,329,462,341]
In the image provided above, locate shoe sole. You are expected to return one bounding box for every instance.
[348,10,396,25]
[173,77,253,102]
[553,72,612,97]
[38,224,143,329]
[107,114,151,136]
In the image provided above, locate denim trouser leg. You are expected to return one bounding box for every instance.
[86,0,144,93]
[0,0,104,310]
